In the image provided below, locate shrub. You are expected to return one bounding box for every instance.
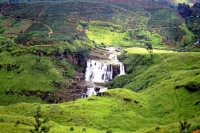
[82,128,86,132]
[30,105,51,133]
[155,126,160,130]
[0,118,4,122]
[185,82,200,92]
[106,129,113,133]
[14,105,51,133]
[70,127,74,131]
[179,120,191,133]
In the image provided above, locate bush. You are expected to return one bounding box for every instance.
[185,82,200,92]
[106,129,113,133]
[155,126,160,130]
[82,128,86,132]
[14,105,52,133]
[179,120,191,133]
[30,105,51,133]
[70,127,74,131]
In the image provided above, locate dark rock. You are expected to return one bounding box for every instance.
[94,87,100,93]
[96,92,109,96]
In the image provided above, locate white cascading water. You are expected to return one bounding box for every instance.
[81,87,108,98]
[82,47,126,98]
[119,63,126,75]
[85,60,113,82]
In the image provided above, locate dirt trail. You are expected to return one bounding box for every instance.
[6,14,54,38]
[42,22,53,38]
[37,6,53,38]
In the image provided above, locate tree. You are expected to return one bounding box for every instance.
[177,3,192,18]
[14,105,51,133]
[145,42,153,60]
[30,105,51,133]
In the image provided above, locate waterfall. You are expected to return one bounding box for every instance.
[84,60,113,82]
[119,63,126,75]
[82,47,126,98]
[81,87,108,98]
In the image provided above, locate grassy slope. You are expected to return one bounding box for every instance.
[0,48,200,133]
[0,2,199,133]
[0,15,93,105]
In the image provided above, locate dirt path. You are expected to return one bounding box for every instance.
[5,14,54,38]
[37,6,53,38]
[42,22,53,38]
[23,19,53,38]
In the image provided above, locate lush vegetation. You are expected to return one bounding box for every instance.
[0,48,200,133]
[177,2,200,37]
[0,1,200,133]
[0,1,195,48]
[0,15,93,105]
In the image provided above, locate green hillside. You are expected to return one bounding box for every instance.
[0,1,200,133]
[0,14,93,105]
[0,49,200,133]
[0,1,194,48]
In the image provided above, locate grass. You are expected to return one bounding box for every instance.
[86,21,130,46]
[86,21,164,48]
[0,2,199,133]
[0,16,93,105]
[124,47,173,54]
[0,49,200,132]
[5,20,32,37]
[0,86,199,132]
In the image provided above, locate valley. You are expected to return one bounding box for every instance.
[0,0,200,133]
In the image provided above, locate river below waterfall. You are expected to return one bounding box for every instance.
[80,47,126,98]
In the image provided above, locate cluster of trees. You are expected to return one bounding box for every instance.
[177,2,200,18]
[177,3,192,18]
[177,2,200,40]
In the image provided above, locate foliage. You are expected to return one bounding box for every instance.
[0,2,189,47]
[108,53,154,89]
[177,3,192,18]
[0,49,200,132]
[144,42,153,60]
[14,105,51,133]
[107,75,132,89]
[0,2,200,133]
[82,128,86,132]
[185,81,200,92]
[186,17,200,37]
[70,127,74,131]
[30,106,51,133]
[0,16,94,105]
[146,7,185,46]
[179,120,191,133]
[110,48,200,93]
[178,2,200,38]
[106,129,113,133]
